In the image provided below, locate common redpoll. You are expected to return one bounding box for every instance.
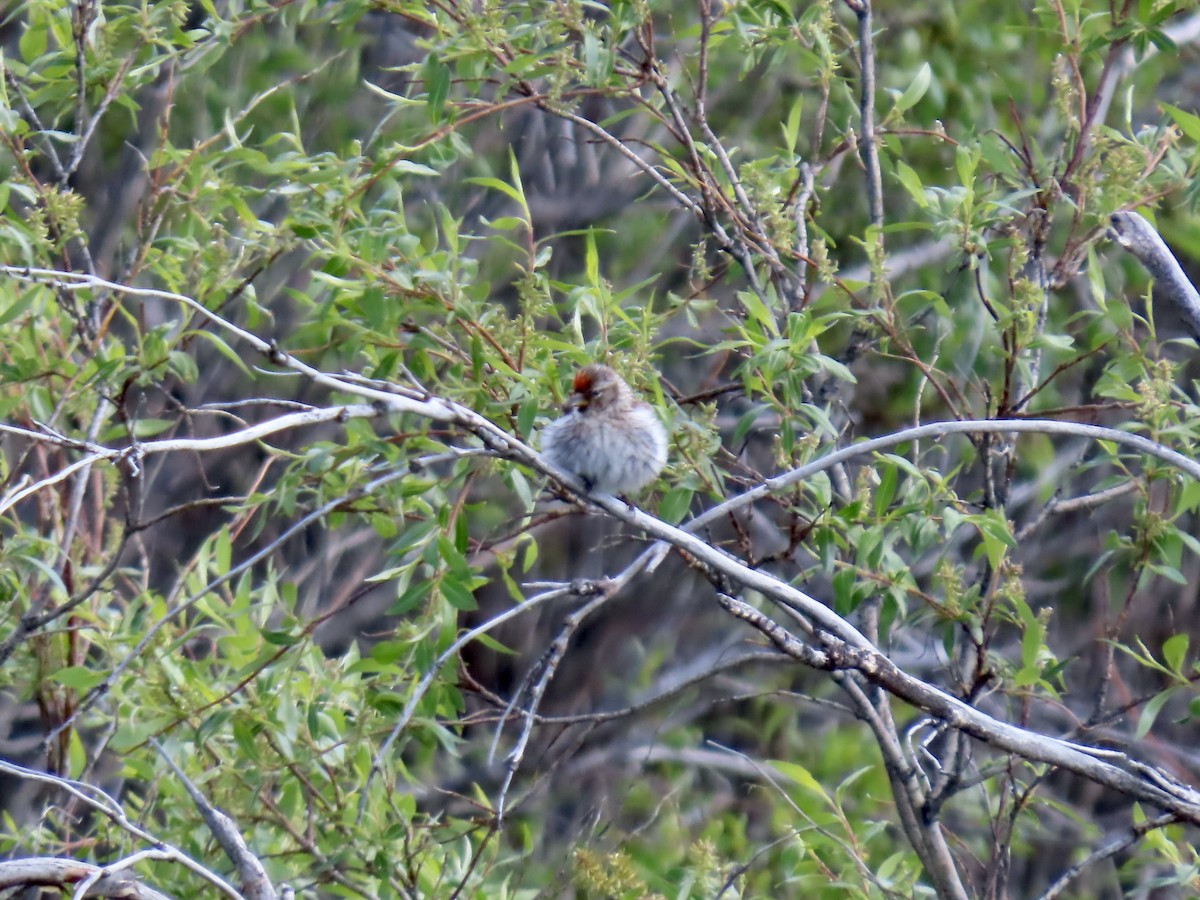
[540,364,668,494]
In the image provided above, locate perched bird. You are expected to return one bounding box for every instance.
[540,364,668,494]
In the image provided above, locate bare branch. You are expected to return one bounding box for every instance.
[0,856,172,900]
[363,581,576,817]
[713,594,1200,824]
[684,417,1200,538]
[0,404,379,518]
[1037,813,1180,900]
[1110,210,1200,343]
[846,0,884,230]
[153,740,276,900]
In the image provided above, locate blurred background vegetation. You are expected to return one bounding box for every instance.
[2,0,1200,896]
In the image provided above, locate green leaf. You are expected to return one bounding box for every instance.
[473,632,516,655]
[1086,244,1107,312]
[893,62,932,115]
[53,666,106,691]
[832,568,857,615]
[581,30,612,83]
[1161,102,1200,145]
[214,528,232,574]
[585,228,599,286]
[423,53,450,122]
[658,486,694,524]
[874,463,897,518]
[390,160,440,177]
[955,142,978,188]
[782,95,803,154]
[0,289,36,327]
[1175,480,1200,516]
[1135,687,1176,739]
[465,176,525,207]
[769,759,831,803]
[736,289,780,337]
[975,509,1015,570]
[893,160,928,208]
[1162,633,1189,675]
[440,576,478,611]
[19,21,48,61]
[129,418,175,439]
[1011,593,1044,672]
[185,329,255,377]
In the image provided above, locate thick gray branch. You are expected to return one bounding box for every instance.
[1110,211,1200,342]
[153,741,275,900]
[716,595,1200,824]
[0,857,172,899]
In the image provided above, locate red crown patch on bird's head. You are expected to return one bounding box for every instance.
[572,368,595,394]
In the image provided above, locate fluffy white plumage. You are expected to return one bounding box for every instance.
[540,364,668,494]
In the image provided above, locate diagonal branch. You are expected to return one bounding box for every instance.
[152,740,276,900]
[1110,210,1200,343]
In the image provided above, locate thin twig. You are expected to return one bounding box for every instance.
[1037,813,1179,899]
[846,0,884,230]
[361,582,576,821]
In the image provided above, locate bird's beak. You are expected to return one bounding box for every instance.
[562,394,585,414]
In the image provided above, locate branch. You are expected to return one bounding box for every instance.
[0,404,380,517]
[1036,813,1180,899]
[845,0,884,230]
[0,267,527,449]
[1109,210,1200,343]
[714,595,1200,823]
[0,857,172,900]
[153,741,276,900]
[70,849,178,900]
[363,580,576,819]
[683,417,1200,539]
[466,649,787,728]
[833,670,966,899]
[490,584,615,824]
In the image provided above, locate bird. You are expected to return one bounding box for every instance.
[540,364,668,495]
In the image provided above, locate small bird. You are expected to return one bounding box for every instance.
[540,364,668,495]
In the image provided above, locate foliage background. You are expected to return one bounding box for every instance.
[3,0,1200,897]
